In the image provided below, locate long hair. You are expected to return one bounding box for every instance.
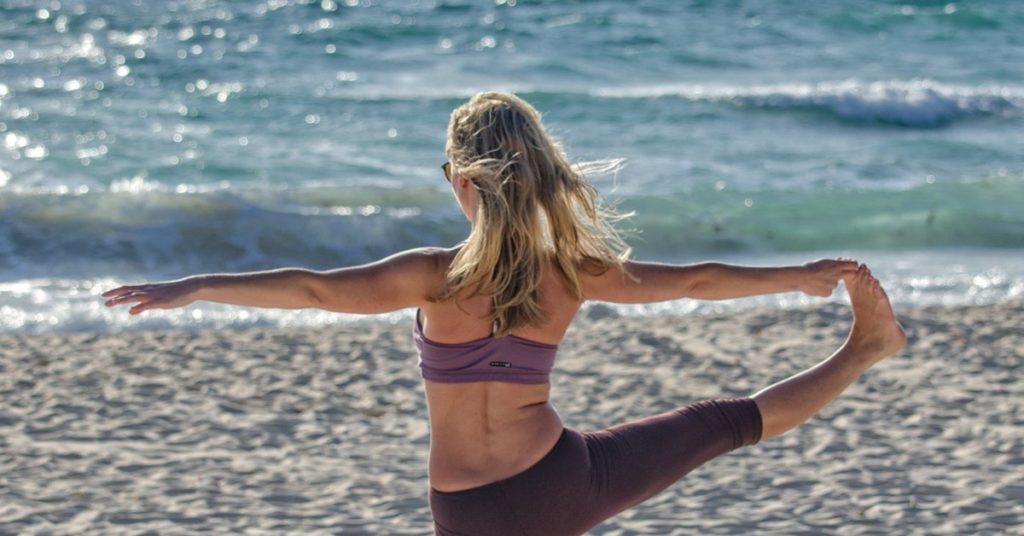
[436,92,632,335]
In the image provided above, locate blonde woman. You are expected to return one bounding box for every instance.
[104,92,906,535]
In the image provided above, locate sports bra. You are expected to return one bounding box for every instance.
[414,309,558,384]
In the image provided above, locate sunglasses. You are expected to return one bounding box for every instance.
[442,161,452,183]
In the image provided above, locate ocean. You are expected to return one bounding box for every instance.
[1,0,1022,334]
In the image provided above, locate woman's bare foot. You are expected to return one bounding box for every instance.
[751,264,906,439]
[842,265,907,363]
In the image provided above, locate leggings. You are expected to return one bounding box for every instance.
[429,397,763,536]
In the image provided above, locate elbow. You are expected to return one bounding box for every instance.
[306,287,325,310]
[683,263,723,300]
[295,270,327,309]
[685,279,713,300]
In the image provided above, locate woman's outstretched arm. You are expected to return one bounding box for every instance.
[582,258,858,304]
[103,247,445,315]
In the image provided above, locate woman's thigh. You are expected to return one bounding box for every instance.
[579,397,764,516]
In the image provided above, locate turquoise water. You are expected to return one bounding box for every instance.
[1,0,1022,333]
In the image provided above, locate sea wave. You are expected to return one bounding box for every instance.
[2,175,1021,281]
[593,79,1024,127]
[0,185,461,279]
[291,79,1023,128]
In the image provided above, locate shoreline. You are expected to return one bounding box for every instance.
[5,245,1024,336]
[1,299,1021,533]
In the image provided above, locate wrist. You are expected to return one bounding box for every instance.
[784,266,806,292]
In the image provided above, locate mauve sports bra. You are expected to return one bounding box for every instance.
[414,309,558,384]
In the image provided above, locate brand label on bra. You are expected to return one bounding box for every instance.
[489,361,512,368]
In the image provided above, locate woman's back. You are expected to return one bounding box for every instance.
[420,248,584,491]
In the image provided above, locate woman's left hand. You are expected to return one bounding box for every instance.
[103,277,203,315]
[796,258,860,297]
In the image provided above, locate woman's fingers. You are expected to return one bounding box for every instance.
[830,259,859,274]
[822,261,857,286]
[808,258,858,277]
[802,259,877,297]
[105,287,169,310]
[102,284,150,297]
[127,296,168,315]
[830,257,859,268]
[101,287,128,297]
[105,293,148,306]
[129,302,154,315]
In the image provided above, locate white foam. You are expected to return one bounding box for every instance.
[594,79,1024,126]
[0,277,378,334]
[109,174,164,194]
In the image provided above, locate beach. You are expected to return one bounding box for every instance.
[2,2,1023,533]
[2,298,1021,535]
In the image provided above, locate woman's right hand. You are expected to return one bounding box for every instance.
[796,258,860,297]
[102,277,203,315]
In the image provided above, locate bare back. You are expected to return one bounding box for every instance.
[420,251,583,492]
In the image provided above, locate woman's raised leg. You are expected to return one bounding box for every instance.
[752,265,906,439]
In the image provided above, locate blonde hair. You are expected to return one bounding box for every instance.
[436,91,632,335]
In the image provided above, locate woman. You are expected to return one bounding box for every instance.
[104,92,906,535]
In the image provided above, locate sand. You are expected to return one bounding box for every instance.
[1,299,1021,535]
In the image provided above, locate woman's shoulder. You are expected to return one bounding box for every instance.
[410,246,459,287]
[398,246,458,264]
[430,246,460,270]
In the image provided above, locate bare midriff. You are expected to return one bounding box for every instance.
[424,380,565,492]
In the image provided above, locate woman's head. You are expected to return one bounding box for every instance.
[437,92,631,334]
[445,92,552,195]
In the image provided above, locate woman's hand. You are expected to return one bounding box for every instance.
[103,277,203,315]
[797,258,860,297]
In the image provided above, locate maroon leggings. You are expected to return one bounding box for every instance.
[429,397,763,536]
